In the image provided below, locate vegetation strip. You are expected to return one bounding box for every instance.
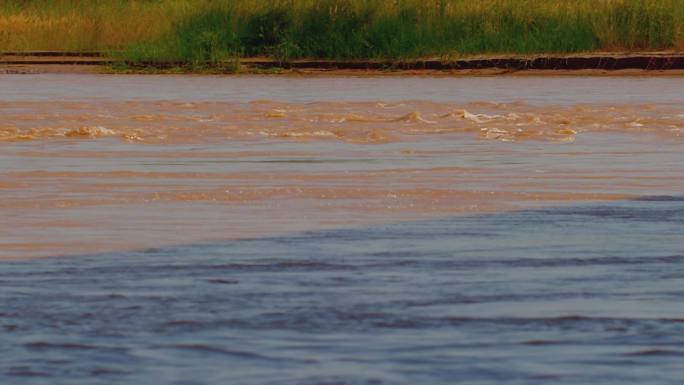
[1,0,683,65]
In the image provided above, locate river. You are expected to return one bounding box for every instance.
[1,74,683,384]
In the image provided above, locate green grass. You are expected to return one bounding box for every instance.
[2,0,683,66]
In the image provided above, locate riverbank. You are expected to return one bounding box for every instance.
[3,52,684,76]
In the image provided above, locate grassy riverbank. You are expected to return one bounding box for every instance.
[1,0,683,66]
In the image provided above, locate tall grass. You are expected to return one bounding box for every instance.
[1,0,683,62]
[0,0,189,52]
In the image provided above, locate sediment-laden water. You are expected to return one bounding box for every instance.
[1,75,683,384]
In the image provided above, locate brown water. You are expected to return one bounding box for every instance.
[1,75,683,259]
[2,75,684,385]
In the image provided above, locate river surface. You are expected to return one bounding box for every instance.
[1,75,683,384]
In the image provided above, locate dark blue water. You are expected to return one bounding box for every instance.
[2,196,683,385]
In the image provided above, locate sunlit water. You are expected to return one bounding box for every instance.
[1,75,683,384]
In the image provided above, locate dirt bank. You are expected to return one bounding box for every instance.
[2,52,684,75]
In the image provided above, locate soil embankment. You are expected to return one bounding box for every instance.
[2,52,684,75]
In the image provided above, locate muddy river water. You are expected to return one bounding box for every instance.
[1,75,683,384]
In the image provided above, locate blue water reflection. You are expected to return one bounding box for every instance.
[1,196,683,385]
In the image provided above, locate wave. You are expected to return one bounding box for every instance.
[1,100,681,144]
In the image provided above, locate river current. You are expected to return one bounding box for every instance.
[1,75,683,384]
